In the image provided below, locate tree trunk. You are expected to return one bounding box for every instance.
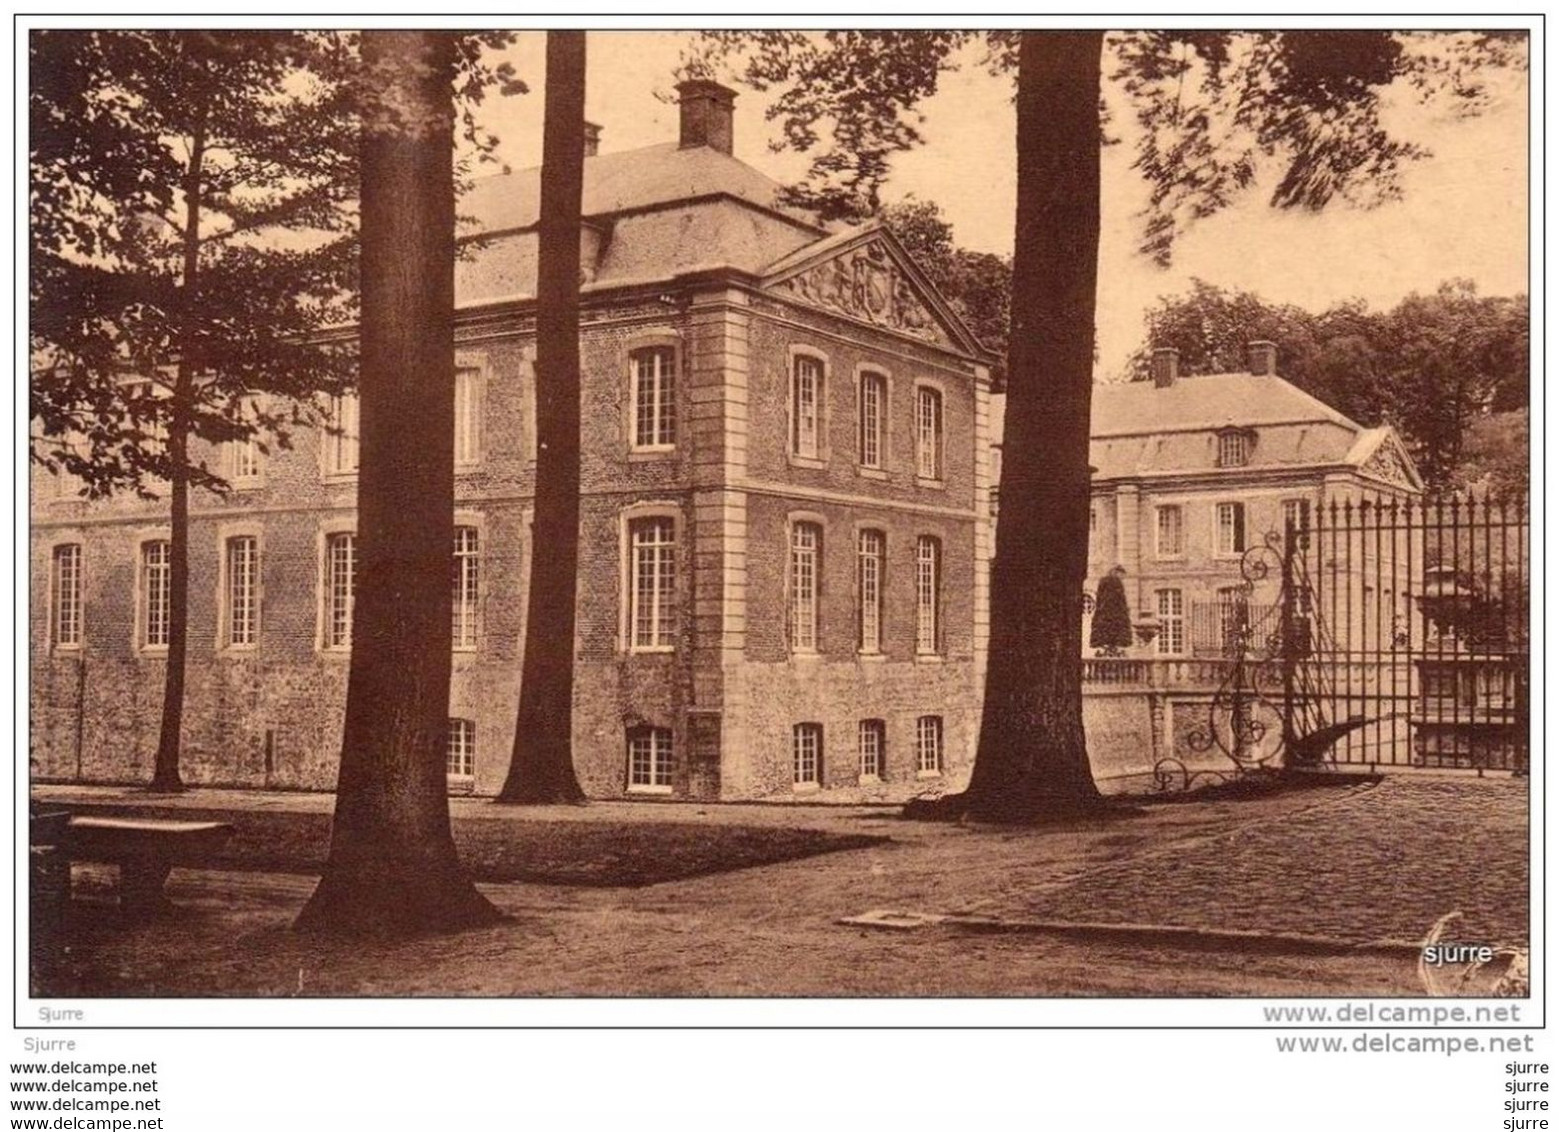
[148,407,188,793]
[297,31,498,934]
[149,112,207,795]
[962,31,1107,823]
[496,31,588,805]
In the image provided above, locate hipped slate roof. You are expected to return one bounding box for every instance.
[451,141,987,367]
[460,142,823,235]
[989,372,1420,486]
[1088,372,1358,436]
[454,142,833,307]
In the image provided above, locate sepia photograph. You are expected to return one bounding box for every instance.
[22,20,1533,1023]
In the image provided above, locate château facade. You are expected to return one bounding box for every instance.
[31,81,996,801]
[990,343,1424,658]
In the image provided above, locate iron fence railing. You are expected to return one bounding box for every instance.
[1081,493,1530,782]
[1293,493,1529,772]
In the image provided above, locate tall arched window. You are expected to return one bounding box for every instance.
[323,532,356,650]
[857,528,884,654]
[631,347,676,450]
[628,516,676,650]
[452,526,480,651]
[791,355,823,459]
[790,522,822,653]
[915,535,942,655]
[858,370,885,469]
[141,540,171,649]
[915,385,943,480]
[52,544,82,649]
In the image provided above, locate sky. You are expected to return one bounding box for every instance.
[473,31,1528,378]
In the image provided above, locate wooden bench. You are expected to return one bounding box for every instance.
[39,816,234,919]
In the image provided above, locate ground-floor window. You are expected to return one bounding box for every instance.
[447,718,476,784]
[915,715,943,776]
[858,719,885,781]
[323,531,356,650]
[793,722,823,789]
[627,726,674,793]
[141,539,171,649]
[52,543,82,648]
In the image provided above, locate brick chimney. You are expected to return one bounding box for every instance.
[583,121,602,158]
[676,79,736,155]
[1247,340,1278,376]
[1151,347,1180,388]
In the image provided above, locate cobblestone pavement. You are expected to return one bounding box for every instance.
[1000,776,1528,946]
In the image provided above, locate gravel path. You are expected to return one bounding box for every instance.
[30,774,1527,997]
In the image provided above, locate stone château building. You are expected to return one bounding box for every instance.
[988,343,1425,786]
[31,81,996,800]
[991,342,1424,657]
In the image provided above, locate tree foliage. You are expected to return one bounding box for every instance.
[30,31,361,498]
[30,30,526,497]
[1453,409,1528,496]
[688,31,964,221]
[1115,31,1525,262]
[881,197,1011,376]
[1378,281,1529,489]
[691,31,1524,260]
[1125,278,1528,490]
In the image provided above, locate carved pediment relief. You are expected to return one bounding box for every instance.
[1361,435,1418,489]
[771,238,954,348]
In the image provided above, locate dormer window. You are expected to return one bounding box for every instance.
[1217,429,1253,468]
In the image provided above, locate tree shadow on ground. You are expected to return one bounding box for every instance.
[50,803,889,887]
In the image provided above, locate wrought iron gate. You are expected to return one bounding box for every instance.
[1166,493,1529,784]
[1285,493,1530,773]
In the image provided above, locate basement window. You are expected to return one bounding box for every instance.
[627,726,674,793]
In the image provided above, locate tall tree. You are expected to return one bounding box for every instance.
[496,31,589,804]
[964,32,1105,818]
[30,30,359,792]
[1378,281,1528,489]
[696,29,1524,821]
[297,31,499,934]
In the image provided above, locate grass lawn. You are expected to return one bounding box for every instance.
[54,803,888,888]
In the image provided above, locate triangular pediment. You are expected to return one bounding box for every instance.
[1356,429,1424,491]
[761,223,986,358]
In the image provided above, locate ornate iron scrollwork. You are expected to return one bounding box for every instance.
[1153,530,1302,792]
